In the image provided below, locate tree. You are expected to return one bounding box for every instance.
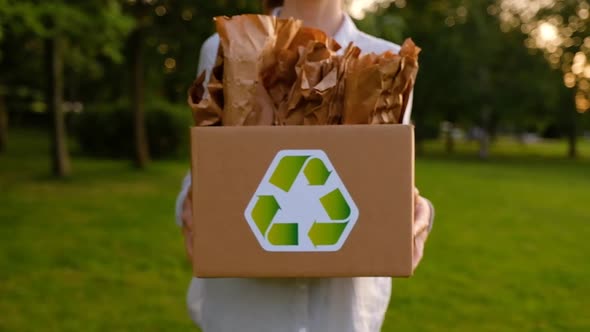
[494,0,590,158]
[120,0,261,168]
[125,3,151,169]
[45,35,70,175]
[363,0,571,158]
[1,1,132,176]
[368,0,498,155]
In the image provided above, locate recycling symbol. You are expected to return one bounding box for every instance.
[244,150,359,252]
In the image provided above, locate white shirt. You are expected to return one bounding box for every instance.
[177,11,419,332]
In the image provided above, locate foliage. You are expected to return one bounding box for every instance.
[1,0,588,158]
[1,1,133,67]
[71,99,191,159]
[363,0,571,139]
[121,0,261,103]
[495,0,590,112]
[0,0,134,114]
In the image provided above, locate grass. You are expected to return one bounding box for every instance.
[0,129,195,331]
[385,155,590,331]
[1,128,589,331]
[421,136,590,160]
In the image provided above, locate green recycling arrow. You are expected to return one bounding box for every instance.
[269,156,309,192]
[308,188,352,246]
[250,195,280,236]
[308,220,348,246]
[303,158,332,185]
[268,223,298,245]
[320,188,351,220]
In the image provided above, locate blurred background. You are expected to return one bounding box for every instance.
[0,0,588,331]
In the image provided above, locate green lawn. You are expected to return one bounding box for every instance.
[1,129,589,331]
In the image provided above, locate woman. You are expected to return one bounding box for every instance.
[176,1,434,331]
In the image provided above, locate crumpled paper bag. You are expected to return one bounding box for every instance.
[343,38,421,125]
[188,14,420,127]
[216,14,298,126]
[188,44,224,126]
[189,15,303,126]
[267,27,341,125]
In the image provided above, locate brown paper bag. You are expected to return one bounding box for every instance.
[343,38,421,125]
[188,15,420,127]
[187,45,224,126]
[277,38,350,126]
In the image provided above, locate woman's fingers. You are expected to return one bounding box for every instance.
[412,194,431,270]
[413,196,430,237]
[412,225,429,270]
[412,188,433,270]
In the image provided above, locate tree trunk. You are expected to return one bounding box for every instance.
[478,129,490,159]
[478,107,492,160]
[415,138,424,156]
[0,90,7,153]
[129,29,150,168]
[46,37,71,177]
[567,127,577,159]
[444,127,454,154]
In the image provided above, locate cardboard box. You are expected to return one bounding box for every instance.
[190,124,414,277]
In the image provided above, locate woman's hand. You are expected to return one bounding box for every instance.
[412,188,432,270]
[181,193,194,261]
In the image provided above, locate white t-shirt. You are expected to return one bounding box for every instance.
[177,11,423,332]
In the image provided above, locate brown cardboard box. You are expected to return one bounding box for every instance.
[190,124,414,277]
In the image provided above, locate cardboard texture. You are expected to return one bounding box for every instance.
[190,124,414,277]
